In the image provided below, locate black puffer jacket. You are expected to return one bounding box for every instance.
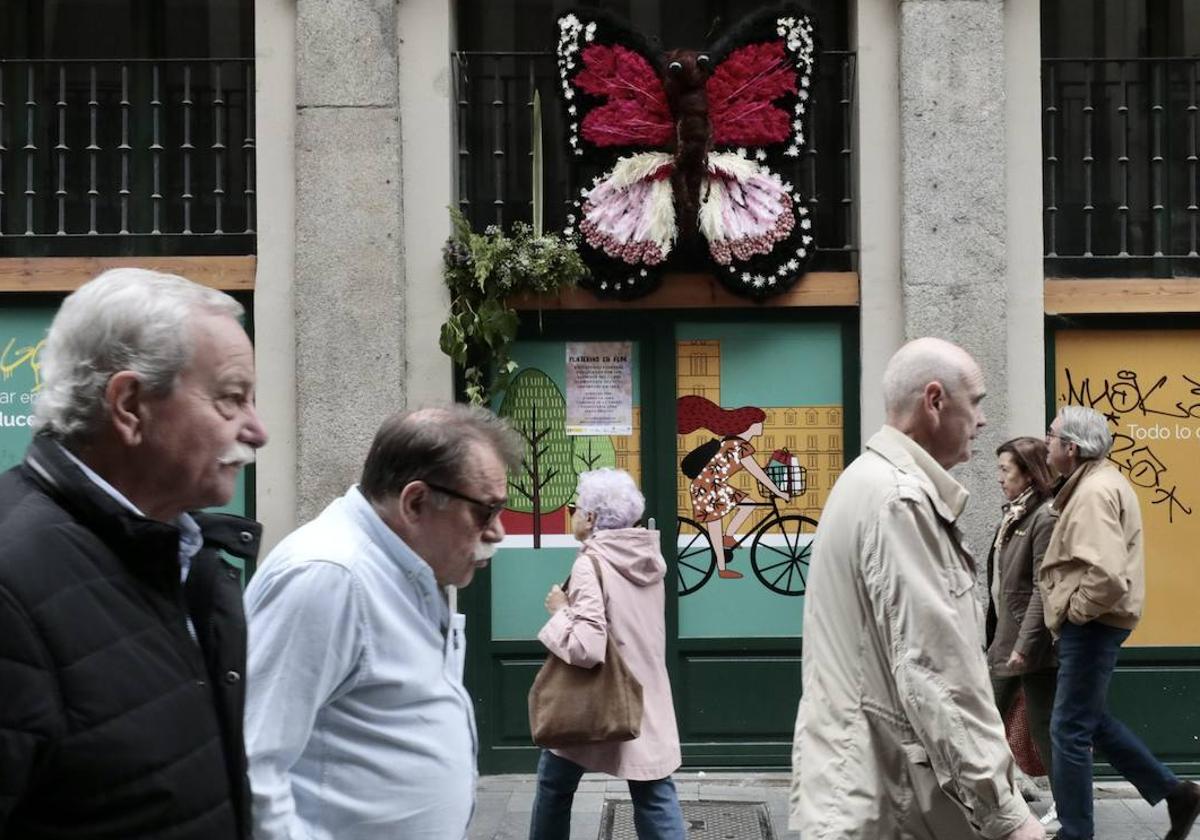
[0,435,261,839]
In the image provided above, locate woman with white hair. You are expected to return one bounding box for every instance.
[529,468,684,839]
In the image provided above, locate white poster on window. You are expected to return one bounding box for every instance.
[565,342,633,436]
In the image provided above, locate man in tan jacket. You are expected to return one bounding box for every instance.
[1041,405,1200,840]
[790,337,1043,840]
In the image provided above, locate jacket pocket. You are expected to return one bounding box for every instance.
[945,565,974,598]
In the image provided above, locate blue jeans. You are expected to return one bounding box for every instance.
[528,750,687,840]
[1051,621,1178,840]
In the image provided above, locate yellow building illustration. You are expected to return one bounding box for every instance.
[675,340,842,532]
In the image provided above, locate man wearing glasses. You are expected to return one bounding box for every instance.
[1041,405,1200,840]
[243,405,522,840]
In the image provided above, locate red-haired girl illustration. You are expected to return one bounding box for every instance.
[677,395,788,580]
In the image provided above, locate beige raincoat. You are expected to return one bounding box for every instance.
[790,426,1030,839]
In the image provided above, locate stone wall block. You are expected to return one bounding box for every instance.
[294,106,405,520]
[899,0,1010,563]
[297,0,398,107]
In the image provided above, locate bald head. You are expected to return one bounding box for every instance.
[883,338,977,421]
[882,338,987,468]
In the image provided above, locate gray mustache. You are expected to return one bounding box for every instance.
[216,442,258,467]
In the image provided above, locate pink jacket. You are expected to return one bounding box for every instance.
[537,528,682,780]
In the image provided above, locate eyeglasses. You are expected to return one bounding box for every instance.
[424,481,506,527]
[567,502,578,516]
[1045,429,1063,441]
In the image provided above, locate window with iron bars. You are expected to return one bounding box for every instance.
[1043,0,1200,278]
[0,0,255,256]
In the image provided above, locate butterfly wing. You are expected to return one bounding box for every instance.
[706,9,816,157]
[556,12,673,158]
[699,151,815,298]
[570,152,677,298]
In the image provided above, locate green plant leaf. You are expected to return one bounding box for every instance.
[532,90,544,238]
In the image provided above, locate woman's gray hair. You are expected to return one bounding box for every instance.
[1056,405,1113,460]
[33,268,243,440]
[575,468,644,530]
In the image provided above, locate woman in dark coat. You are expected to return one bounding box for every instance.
[986,436,1058,789]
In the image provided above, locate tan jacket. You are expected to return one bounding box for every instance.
[985,498,1057,675]
[790,426,1029,840]
[538,528,681,780]
[1038,459,1144,633]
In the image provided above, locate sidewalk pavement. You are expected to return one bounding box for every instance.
[471,772,1175,839]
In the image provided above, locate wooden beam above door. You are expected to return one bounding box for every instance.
[0,256,256,293]
[508,271,859,310]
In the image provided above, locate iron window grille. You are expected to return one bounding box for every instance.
[0,58,255,256]
[1043,56,1200,277]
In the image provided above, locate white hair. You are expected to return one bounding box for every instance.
[882,337,973,418]
[1057,405,1113,460]
[34,268,243,440]
[575,468,644,530]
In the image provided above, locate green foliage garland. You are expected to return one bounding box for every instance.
[439,210,588,404]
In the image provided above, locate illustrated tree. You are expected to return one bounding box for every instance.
[496,368,575,547]
[571,435,617,475]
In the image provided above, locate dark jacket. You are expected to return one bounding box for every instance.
[0,434,261,839]
[985,496,1056,676]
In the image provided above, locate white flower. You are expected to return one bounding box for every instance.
[741,272,751,282]
[784,146,800,157]
[797,104,806,115]
[796,248,806,258]
[786,259,799,270]
[767,276,777,285]
[755,149,767,161]
[782,17,795,26]
[798,206,808,216]
[792,119,803,131]
[752,276,765,288]
[788,39,801,52]
[776,26,786,36]
[736,147,747,158]
[564,89,574,100]
[801,76,810,88]
[569,136,578,146]
[801,218,812,229]
[566,213,576,223]
[802,235,813,245]
[568,105,577,115]
[600,281,608,289]
[777,266,788,275]
[639,269,648,277]
[799,89,809,101]
[574,148,583,156]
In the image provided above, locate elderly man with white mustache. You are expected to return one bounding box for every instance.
[0,268,269,839]
[243,405,521,840]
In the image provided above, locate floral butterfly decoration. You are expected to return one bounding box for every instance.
[555,6,818,300]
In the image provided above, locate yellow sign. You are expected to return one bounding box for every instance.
[1055,329,1200,647]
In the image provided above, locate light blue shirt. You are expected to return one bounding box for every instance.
[243,486,477,840]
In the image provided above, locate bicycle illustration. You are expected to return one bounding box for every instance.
[676,479,818,597]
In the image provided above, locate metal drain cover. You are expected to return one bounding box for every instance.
[599,800,775,839]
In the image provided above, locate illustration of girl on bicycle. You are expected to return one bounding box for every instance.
[677,395,788,581]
